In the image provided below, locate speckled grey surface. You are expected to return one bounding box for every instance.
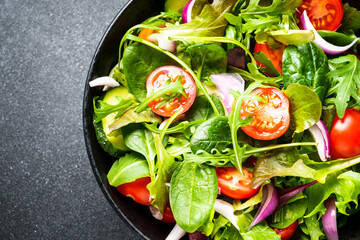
[0,0,142,239]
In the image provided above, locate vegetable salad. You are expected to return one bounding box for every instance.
[89,0,360,239]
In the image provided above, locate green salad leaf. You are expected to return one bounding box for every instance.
[93,96,135,123]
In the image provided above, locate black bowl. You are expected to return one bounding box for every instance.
[83,0,360,239]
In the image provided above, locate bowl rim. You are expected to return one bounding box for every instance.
[82,0,148,239]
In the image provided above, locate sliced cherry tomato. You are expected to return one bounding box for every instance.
[254,42,286,74]
[116,177,152,205]
[216,166,260,199]
[240,88,290,140]
[161,204,176,223]
[270,220,298,240]
[146,66,196,117]
[297,0,343,31]
[330,108,360,159]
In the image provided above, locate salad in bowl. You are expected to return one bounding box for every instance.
[85,0,360,239]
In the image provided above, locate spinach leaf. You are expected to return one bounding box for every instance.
[326,54,360,118]
[282,42,329,102]
[123,42,177,101]
[283,83,322,133]
[183,43,227,82]
[122,124,157,179]
[190,116,231,153]
[186,95,225,122]
[107,152,149,187]
[170,161,218,233]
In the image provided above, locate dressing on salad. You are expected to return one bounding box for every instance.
[90,0,360,239]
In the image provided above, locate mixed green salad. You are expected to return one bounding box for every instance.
[89,0,360,239]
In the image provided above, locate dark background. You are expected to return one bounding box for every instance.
[0,0,142,239]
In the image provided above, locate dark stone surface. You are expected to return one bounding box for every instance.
[0,0,142,239]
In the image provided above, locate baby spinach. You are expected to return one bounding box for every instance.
[107,152,150,187]
[190,116,232,153]
[282,42,329,102]
[170,161,218,233]
[283,83,322,133]
[122,124,157,180]
[123,42,177,101]
[186,95,225,122]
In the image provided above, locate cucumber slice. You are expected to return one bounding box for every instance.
[94,86,133,157]
[164,0,189,13]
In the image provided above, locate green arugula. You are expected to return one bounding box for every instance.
[93,96,135,123]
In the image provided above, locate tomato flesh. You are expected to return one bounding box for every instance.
[146,66,196,117]
[270,220,298,240]
[161,204,176,223]
[216,166,259,199]
[116,177,152,205]
[330,108,360,159]
[254,43,286,74]
[297,0,343,31]
[241,88,290,140]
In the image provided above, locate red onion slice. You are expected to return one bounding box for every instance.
[182,0,195,23]
[322,198,338,240]
[89,76,120,88]
[277,181,317,209]
[227,47,246,70]
[147,33,177,53]
[214,199,239,230]
[301,11,359,55]
[210,73,245,114]
[188,231,207,240]
[308,120,331,162]
[249,182,278,229]
[165,224,186,240]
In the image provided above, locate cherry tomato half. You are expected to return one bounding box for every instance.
[254,42,286,74]
[146,66,196,117]
[162,204,176,223]
[241,88,290,140]
[330,108,360,159]
[216,166,260,199]
[297,0,343,31]
[116,177,152,205]
[270,220,298,240]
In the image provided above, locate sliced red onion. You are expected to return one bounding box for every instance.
[322,198,338,240]
[149,205,163,220]
[147,33,176,53]
[182,0,195,23]
[301,11,359,55]
[249,182,278,229]
[308,120,331,162]
[214,199,239,230]
[165,224,187,240]
[277,181,317,209]
[189,231,207,240]
[89,76,120,88]
[210,73,245,114]
[227,47,246,70]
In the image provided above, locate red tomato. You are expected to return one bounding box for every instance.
[116,177,152,205]
[240,88,290,140]
[216,166,260,199]
[297,0,343,31]
[270,220,298,240]
[161,204,176,223]
[146,66,196,117]
[254,42,286,74]
[330,108,360,159]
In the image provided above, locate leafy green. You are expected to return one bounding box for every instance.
[190,116,232,153]
[254,51,280,77]
[135,76,186,113]
[269,197,307,228]
[326,54,360,118]
[211,215,243,240]
[123,42,177,101]
[282,42,329,102]
[284,83,322,133]
[93,96,135,123]
[166,137,192,158]
[255,30,314,46]
[122,124,157,180]
[170,161,218,232]
[303,214,324,240]
[241,0,300,15]
[339,3,360,33]
[183,43,227,82]
[186,95,225,122]
[107,153,150,187]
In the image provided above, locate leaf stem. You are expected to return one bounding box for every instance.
[159,108,184,142]
[246,142,318,155]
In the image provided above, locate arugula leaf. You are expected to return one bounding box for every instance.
[241,0,300,15]
[326,54,360,118]
[170,161,218,233]
[107,152,150,187]
[254,51,280,77]
[93,96,135,123]
[282,42,330,102]
[284,83,322,133]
